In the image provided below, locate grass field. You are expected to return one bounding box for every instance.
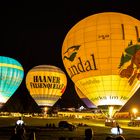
[0,116,140,140]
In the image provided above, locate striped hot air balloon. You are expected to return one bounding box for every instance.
[25,65,67,107]
[0,56,24,108]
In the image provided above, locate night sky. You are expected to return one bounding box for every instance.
[1,0,140,111]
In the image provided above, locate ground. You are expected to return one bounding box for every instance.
[0,116,140,140]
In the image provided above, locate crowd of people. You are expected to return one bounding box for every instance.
[9,117,126,140]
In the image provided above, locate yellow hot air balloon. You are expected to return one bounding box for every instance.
[75,86,96,108]
[26,65,67,107]
[62,12,140,118]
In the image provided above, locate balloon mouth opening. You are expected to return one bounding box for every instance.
[98,105,122,109]
[98,105,122,118]
[40,105,51,108]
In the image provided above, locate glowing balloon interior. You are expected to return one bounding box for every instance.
[62,12,140,117]
[26,65,67,107]
[75,86,96,108]
[0,56,24,107]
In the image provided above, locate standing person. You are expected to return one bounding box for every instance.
[115,135,125,140]
[116,123,121,135]
[28,130,36,140]
[15,117,26,135]
[85,128,93,140]
[10,116,27,140]
[105,136,114,140]
[16,117,25,126]
[10,127,26,140]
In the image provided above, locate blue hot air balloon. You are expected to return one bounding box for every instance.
[0,56,24,108]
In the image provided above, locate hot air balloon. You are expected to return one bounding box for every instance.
[25,65,67,108]
[62,12,140,118]
[75,86,96,109]
[0,56,24,108]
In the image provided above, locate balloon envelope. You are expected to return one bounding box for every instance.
[62,12,140,117]
[0,56,24,107]
[75,86,96,108]
[26,65,67,107]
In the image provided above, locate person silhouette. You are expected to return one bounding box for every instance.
[115,135,125,140]
[116,123,121,135]
[10,127,26,140]
[105,136,114,140]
